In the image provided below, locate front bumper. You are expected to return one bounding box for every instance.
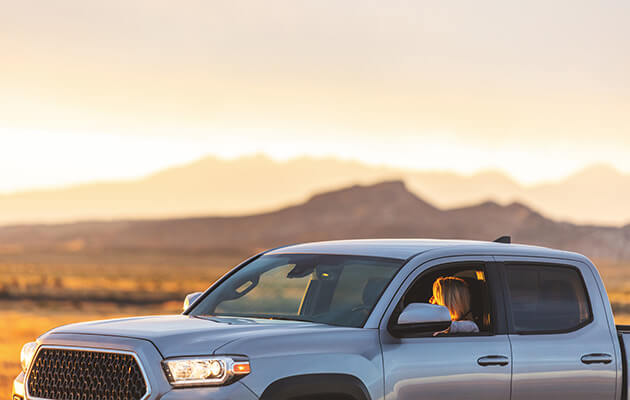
[13,374,257,400]
[12,333,259,400]
[159,383,258,399]
[12,371,25,399]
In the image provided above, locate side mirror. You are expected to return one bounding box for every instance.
[391,303,452,337]
[183,292,203,312]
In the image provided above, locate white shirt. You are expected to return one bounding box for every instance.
[449,320,480,333]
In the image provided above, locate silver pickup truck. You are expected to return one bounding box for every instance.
[13,239,630,400]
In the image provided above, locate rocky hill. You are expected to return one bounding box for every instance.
[1,181,629,261]
[2,155,630,226]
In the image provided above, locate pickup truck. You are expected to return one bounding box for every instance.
[13,239,630,400]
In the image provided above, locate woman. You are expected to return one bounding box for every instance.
[429,276,480,334]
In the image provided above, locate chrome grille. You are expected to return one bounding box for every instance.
[27,347,149,400]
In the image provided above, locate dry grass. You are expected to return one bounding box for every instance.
[1,251,242,398]
[2,253,630,397]
[1,303,184,398]
[0,251,241,302]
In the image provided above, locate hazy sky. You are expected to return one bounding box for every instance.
[1,0,629,192]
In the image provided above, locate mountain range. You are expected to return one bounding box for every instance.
[1,155,630,226]
[1,181,629,261]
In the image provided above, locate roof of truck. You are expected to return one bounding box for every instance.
[266,239,586,261]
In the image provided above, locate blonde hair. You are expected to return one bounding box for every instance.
[432,277,472,321]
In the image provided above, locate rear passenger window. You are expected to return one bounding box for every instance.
[505,265,592,333]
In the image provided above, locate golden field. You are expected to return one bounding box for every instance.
[2,253,630,398]
[1,251,242,398]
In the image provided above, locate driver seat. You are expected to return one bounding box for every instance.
[362,278,389,308]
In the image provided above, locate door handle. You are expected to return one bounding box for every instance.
[477,355,510,367]
[581,353,613,365]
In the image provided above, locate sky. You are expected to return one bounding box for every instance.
[1,0,629,193]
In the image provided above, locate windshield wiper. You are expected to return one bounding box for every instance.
[265,315,315,323]
[192,315,227,323]
[203,313,316,323]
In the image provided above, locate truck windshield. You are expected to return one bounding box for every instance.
[189,254,404,328]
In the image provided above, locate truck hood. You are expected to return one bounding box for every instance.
[50,314,325,358]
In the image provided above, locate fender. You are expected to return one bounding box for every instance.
[259,373,371,400]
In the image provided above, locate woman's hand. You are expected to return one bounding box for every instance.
[433,327,450,336]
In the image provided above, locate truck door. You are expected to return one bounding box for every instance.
[380,257,512,400]
[497,258,617,400]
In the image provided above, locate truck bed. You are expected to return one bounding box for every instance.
[618,326,630,333]
[618,326,630,400]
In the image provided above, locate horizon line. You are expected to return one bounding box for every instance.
[1,152,626,196]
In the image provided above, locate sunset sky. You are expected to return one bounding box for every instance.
[1,0,629,193]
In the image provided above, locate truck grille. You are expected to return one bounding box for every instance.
[27,347,149,400]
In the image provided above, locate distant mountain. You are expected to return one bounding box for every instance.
[0,155,401,225]
[1,155,629,226]
[1,181,629,261]
[521,164,630,226]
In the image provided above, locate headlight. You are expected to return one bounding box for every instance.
[162,356,250,387]
[21,342,38,372]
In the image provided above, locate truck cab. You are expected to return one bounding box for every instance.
[13,239,629,400]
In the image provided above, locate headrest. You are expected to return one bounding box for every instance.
[541,280,578,304]
[362,278,389,306]
[538,279,580,329]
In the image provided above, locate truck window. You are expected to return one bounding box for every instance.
[505,265,592,333]
[191,254,403,328]
[398,265,493,335]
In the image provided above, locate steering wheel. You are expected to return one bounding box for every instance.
[351,304,371,313]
